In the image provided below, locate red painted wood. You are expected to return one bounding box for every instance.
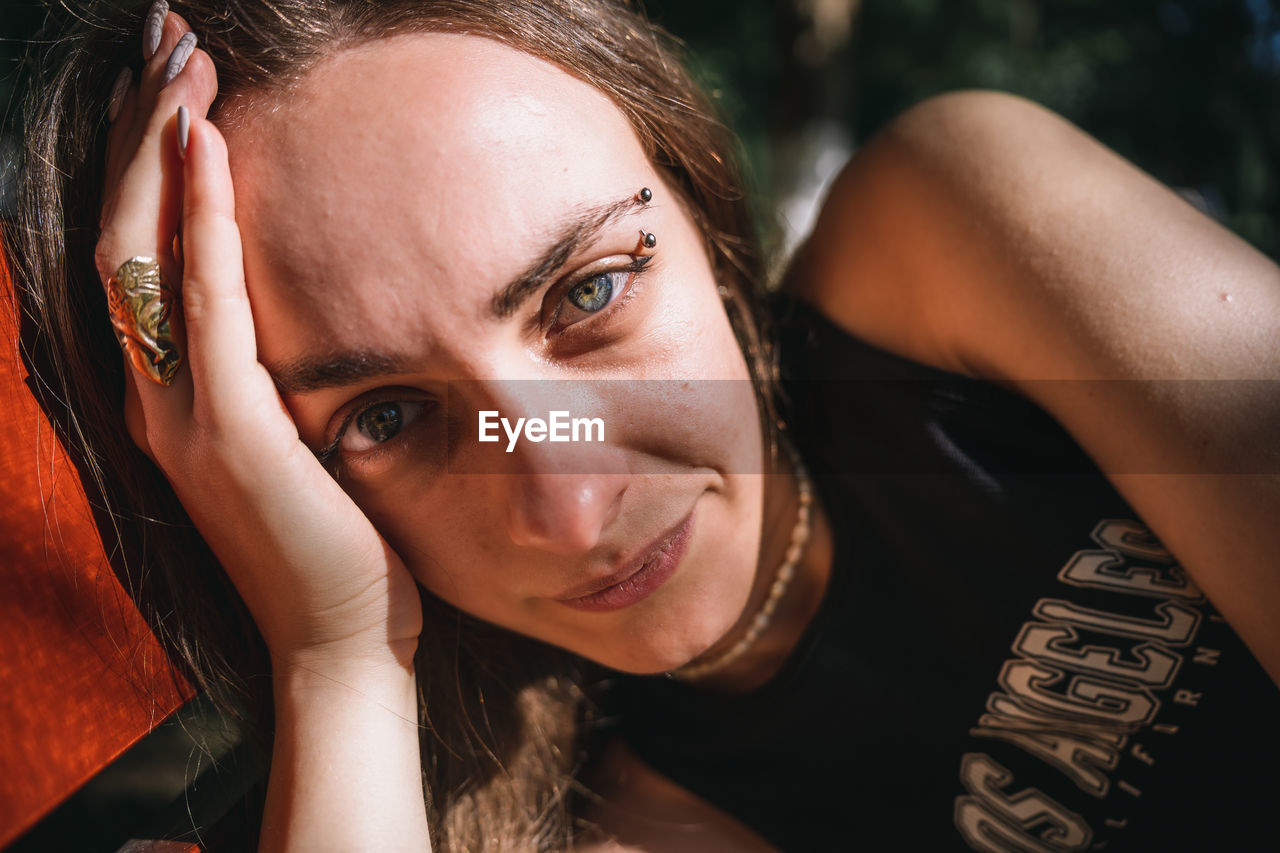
[0,255,194,847]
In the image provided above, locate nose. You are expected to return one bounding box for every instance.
[464,379,630,555]
[504,466,628,555]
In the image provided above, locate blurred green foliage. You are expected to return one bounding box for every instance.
[648,0,1280,257]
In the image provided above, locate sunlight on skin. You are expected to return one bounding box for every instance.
[222,33,829,677]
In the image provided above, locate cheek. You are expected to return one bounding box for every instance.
[341,474,500,597]
[656,236,755,383]
[348,472,562,628]
[597,379,761,477]
[635,280,762,469]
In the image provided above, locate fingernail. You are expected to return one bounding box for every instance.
[143,0,168,60]
[177,105,190,158]
[162,32,196,88]
[107,67,132,122]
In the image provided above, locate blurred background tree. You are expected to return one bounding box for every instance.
[3,0,1278,261]
[644,0,1280,265]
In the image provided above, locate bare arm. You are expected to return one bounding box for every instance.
[790,90,1280,685]
[263,656,427,852]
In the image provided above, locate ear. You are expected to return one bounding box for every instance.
[121,369,159,464]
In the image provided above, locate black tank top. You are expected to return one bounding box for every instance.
[609,297,1280,852]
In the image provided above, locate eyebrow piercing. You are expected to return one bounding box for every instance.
[636,188,656,248]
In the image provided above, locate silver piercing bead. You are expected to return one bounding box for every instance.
[640,229,657,249]
[638,187,653,203]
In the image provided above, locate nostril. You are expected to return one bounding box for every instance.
[603,480,627,529]
[504,473,628,556]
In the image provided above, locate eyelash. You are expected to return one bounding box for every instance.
[316,255,653,470]
[545,255,652,337]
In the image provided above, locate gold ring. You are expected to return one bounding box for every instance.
[105,256,182,386]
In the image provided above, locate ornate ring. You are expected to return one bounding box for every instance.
[105,256,182,386]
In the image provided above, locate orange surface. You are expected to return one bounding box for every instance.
[0,255,193,846]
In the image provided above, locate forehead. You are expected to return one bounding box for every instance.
[224,33,650,357]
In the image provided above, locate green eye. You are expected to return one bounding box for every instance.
[356,402,404,444]
[567,273,614,313]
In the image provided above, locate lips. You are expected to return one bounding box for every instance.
[554,510,694,612]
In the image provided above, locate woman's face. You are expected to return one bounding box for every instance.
[225,34,765,673]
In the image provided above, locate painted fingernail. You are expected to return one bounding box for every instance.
[107,67,132,122]
[143,0,168,60]
[162,32,196,88]
[177,105,190,159]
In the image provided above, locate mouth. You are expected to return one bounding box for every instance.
[554,510,695,612]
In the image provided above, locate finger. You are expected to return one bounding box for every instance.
[104,10,187,209]
[106,66,134,126]
[177,116,302,457]
[112,253,195,468]
[97,46,218,280]
[119,9,198,163]
[99,18,217,270]
[178,116,262,400]
[142,0,169,62]
[103,72,138,197]
[97,13,220,453]
[122,368,162,464]
[106,234,195,439]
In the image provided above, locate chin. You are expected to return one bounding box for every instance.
[579,600,744,675]
[594,647,698,676]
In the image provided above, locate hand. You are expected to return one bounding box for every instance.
[95,10,423,671]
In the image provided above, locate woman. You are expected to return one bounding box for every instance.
[8,0,1278,850]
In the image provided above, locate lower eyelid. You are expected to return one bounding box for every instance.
[332,437,410,481]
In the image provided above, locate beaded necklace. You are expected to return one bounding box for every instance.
[669,445,813,681]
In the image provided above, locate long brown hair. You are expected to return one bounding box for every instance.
[6,1,768,848]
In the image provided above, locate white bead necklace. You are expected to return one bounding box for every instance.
[669,444,813,682]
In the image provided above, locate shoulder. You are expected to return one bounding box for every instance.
[784,90,1067,374]
[788,89,1280,383]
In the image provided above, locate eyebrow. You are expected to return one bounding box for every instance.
[270,350,413,395]
[490,196,643,319]
[266,195,644,395]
